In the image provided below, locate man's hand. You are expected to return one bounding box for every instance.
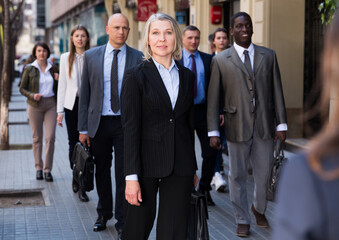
[125,180,142,206]
[274,131,286,143]
[79,133,90,147]
[210,136,221,150]
[57,115,63,127]
[219,114,224,127]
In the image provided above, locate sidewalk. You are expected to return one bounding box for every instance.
[0,78,298,240]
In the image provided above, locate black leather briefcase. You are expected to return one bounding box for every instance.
[187,190,209,240]
[266,139,287,201]
[71,142,95,192]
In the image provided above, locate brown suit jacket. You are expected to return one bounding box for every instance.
[207,45,287,142]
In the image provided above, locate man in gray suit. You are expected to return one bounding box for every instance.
[207,12,287,237]
[78,13,143,237]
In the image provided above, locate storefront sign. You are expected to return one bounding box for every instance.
[137,0,157,21]
[211,5,222,24]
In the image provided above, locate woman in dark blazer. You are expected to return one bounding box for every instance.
[121,13,198,239]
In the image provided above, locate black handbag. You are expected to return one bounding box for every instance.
[71,142,95,192]
[266,139,287,201]
[187,190,209,240]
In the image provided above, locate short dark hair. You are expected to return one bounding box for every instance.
[213,28,228,41]
[208,33,214,43]
[183,25,200,35]
[32,42,51,59]
[230,12,252,29]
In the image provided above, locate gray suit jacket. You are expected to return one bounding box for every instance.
[207,45,287,142]
[78,44,143,137]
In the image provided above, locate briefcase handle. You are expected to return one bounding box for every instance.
[274,139,285,159]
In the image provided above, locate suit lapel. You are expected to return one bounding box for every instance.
[96,45,106,92]
[174,62,186,112]
[144,60,173,111]
[253,45,264,75]
[229,46,250,78]
[124,45,132,78]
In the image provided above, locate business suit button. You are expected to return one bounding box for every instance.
[249,87,253,91]
[169,119,174,123]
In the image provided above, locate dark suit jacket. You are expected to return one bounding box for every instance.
[78,44,143,137]
[207,45,287,142]
[178,50,213,101]
[121,60,197,178]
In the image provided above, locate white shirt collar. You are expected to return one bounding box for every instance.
[31,60,52,72]
[106,42,127,54]
[233,42,254,58]
[152,57,178,72]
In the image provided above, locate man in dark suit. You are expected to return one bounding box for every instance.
[207,12,287,237]
[179,25,218,206]
[78,13,143,236]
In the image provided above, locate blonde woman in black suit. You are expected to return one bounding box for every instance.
[57,25,90,201]
[121,13,198,239]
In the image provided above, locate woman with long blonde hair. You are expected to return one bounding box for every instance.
[57,25,90,202]
[273,11,339,240]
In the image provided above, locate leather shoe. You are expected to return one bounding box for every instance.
[93,216,110,232]
[44,172,53,182]
[198,188,215,206]
[78,190,89,202]
[251,205,269,227]
[72,178,79,193]
[36,170,43,180]
[236,224,250,237]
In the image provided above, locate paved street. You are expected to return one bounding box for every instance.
[0,78,297,240]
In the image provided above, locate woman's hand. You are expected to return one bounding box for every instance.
[57,115,63,127]
[125,180,142,206]
[193,174,199,188]
[54,73,59,80]
[33,93,43,101]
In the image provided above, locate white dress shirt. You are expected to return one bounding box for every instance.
[31,60,54,98]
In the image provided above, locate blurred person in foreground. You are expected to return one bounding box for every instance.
[20,42,59,182]
[273,12,339,240]
[207,12,287,237]
[57,25,90,202]
[121,13,198,239]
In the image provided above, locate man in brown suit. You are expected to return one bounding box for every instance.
[207,12,287,237]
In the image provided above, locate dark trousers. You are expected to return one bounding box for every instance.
[64,97,79,169]
[123,174,193,240]
[194,104,218,191]
[91,116,125,229]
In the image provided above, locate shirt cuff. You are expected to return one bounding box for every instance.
[79,131,88,135]
[276,123,288,131]
[126,174,138,181]
[208,130,220,137]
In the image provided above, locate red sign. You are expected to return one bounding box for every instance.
[211,6,222,24]
[138,0,157,21]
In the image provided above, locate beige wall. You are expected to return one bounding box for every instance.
[50,0,87,22]
[241,0,305,136]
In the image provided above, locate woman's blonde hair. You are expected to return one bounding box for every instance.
[142,13,182,61]
[307,11,339,180]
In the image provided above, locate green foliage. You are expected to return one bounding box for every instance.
[319,0,338,25]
